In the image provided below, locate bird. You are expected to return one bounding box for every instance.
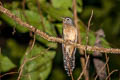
[62,17,77,76]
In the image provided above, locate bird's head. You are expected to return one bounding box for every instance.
[62,17,74,26]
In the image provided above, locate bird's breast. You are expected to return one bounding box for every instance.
[63,25,77,41]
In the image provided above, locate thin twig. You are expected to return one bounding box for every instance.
[84,9,93,78]
[27,47,50,62]
[36,0,46,32]
[18,47,51,80]
[84,9,93,58]
[105,69,118,80]
[105,53,110,80]
[85,10,93,58]
[95,57,109,80]
[77,55,90,80]
[17,58,27,80]
[70,71,74,80]
[12,27,16,35]
[77,10,93,80]
[0,72,18,78]
[22,0,29,23]
[17,32,36,80]
[0,5,120,53]
[85,10,93,55]
[22,0,33,37]
[72,0,89,79]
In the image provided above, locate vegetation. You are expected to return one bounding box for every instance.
[0,0,120,80]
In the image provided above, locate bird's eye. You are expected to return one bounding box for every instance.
[66,18,70,21]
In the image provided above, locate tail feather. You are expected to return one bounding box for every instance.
[63,52,75,76]
[62,44,76,76]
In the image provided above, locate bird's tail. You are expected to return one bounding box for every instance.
[63,53,75,76]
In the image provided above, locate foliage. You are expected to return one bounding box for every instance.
[0,0,120,80]
[0,54,16,72]
[21,44,56,80]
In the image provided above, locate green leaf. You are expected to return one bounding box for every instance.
[51,0,72,9]
[6,39,26,58]
[1,9,47,32]
[55,23,63,35]
[36,35,57,48]
[1,9,57,48]
[40,3,73,20]
[81,31,110,48]
[76,0,83,13]
[21,43,56,80]
[51,0,83,12]
[101,38,110,48]
[26,1,73,20]
[81,31,96,46]
[44,18,57,36]
[0,55,16,72]
[1,10,28,32]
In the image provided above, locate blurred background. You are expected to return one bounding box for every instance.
[0,0,120,80]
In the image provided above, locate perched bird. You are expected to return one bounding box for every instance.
[62,17,77,76]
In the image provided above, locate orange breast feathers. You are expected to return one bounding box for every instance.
[63,25,77,42]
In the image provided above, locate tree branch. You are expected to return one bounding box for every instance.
[0,5,120,54]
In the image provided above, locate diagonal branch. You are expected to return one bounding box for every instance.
[105,69,118,80]
[77,55,90,80]
[0,5,120,54]
[17,33,36,80]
